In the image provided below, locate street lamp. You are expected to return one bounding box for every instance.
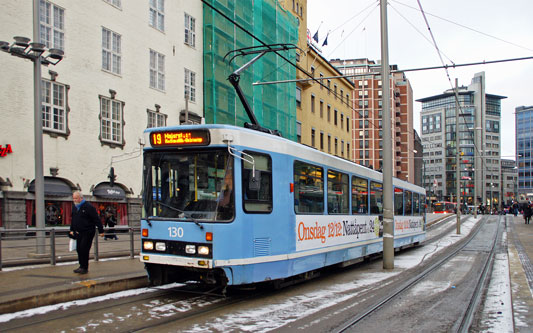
[0,1,64,255]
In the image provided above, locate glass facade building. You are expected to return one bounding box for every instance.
[516,105,533,200]
[418,72,506,211]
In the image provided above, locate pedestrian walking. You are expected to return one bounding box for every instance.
[70,191,104,274]
[104,211,118,240]
[523,202,532,225]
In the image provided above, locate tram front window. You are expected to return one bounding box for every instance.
[143,150,234,221]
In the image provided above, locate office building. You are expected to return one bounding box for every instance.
[418,72,505,210]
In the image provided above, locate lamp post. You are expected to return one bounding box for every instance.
[0,0,64,254]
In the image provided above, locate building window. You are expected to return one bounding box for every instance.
[99,95,124,146]
[320,73,324,89]
[311,128,315,147]
[311,94,315,113]
[320,131,324,150]
[104,0,121,8]
[334,109,338,125]
[102,27,121,75]
[149,0,165,31]
[184,13,196,47]
[347,143,350,159]
[42,79,68,135]
[347,117,350,132]
[184,68,196,102]
[320,100,324,118]
[296,121,301,143]
[150,49,165,91]
[328,134,331,153]
[39,0,65,50]
[147,107,167,128]
[327,105,331,122]
[296,86,302,107]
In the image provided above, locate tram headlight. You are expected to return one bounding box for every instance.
[155,242,166,251]
[185,244,196,254]
[143,241,154,251]
[198,246,209,255]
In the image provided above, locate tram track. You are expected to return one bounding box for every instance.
[0,283,232,332]
[2,215,502,332]
[332,214,503,333]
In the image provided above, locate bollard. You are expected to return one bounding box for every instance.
[129,228,134,258]
[50,229,56,266]
[94,231,99,261]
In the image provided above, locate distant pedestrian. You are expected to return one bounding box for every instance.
[70,191,104,274]
[523,203,532,225]
[104,211,118,240]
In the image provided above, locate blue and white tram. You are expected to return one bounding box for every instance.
[140,124,426,286]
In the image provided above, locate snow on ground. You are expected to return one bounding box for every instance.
[0,216,515,332]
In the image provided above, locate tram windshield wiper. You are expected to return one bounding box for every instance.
[153,200,204,229]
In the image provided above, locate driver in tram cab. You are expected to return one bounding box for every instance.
[217,167,234,220]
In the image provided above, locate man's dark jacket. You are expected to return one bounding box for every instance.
[71,201,104,233]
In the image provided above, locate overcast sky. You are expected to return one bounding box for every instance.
[307,0,533,159]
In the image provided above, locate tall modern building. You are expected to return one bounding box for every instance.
[331,58,415,181]
[0,1,203,229]
[418,72,506,210]
[516,105,533,201]
[501,159,518,205]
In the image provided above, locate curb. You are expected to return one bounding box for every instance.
[0,274,148,315]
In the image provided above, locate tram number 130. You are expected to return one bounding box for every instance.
[168,227,184,238]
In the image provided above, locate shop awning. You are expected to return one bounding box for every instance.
[28,177,73,197]
[92,182,126,200]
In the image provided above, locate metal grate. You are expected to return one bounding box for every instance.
[254,238,271,257]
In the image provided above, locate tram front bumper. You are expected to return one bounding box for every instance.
[141,253,213,269]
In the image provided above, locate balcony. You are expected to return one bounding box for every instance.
[297,70,314,88]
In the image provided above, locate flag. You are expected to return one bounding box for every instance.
[312,30,319,43]
[322,33,329,46]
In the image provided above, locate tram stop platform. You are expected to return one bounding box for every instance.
[0,258,148,314]
[0,214,531,321]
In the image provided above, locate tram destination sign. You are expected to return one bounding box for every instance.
[150,129,210,147]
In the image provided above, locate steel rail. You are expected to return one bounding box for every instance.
[333,215,492,332]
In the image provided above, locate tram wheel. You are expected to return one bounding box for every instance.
[146,264,168,286]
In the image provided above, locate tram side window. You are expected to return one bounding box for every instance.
[327,170,349,214]
[394,188,404,215]
[421,195,426,214]
[405,190,412,215]
[370,181,383,214]
[413,193,420,216]
[352,176,368,214]
[242,152,272,213]
[294,161,324,214]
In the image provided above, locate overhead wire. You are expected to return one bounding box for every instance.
[202,0,526,175]
[415,0,490,195]
[391,0,533,53]
[388,2,454,64]
[201,0,376,130]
